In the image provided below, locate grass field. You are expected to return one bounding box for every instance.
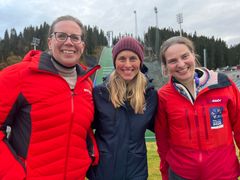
[147,142,161,180]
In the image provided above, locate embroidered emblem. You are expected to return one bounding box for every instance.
[209,107,223,129]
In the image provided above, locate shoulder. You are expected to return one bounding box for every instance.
[205,68,231,89]
[94,83,106,92]
[0,60,29,78]
[158,81,172,94]
[217,72,231,85]
[146,86,157,98]
[93,83,109,99]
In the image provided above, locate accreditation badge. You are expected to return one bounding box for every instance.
[210,107,224,129]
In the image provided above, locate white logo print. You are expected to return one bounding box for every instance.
[211,99,221,103]
[84,88,92,95]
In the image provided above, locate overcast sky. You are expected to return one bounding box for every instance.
[0,0,240,47]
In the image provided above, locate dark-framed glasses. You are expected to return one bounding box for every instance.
[52,32,82,43]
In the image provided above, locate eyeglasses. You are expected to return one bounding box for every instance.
[51,32,82,44]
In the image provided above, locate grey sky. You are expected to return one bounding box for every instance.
[0,0,239,46]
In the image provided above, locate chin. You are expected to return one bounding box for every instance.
[123,77,134,81]
[63,60,78,66]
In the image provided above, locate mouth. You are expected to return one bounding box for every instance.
[62,50,76,54]
[177,67,188,74]
[122,69,134,73]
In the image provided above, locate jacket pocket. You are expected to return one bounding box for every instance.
[126,152,148,179]
[0,141,26,179]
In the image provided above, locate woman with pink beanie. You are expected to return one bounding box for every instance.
[87,36,158,180]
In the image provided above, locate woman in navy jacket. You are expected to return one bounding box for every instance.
[88,36,158,180]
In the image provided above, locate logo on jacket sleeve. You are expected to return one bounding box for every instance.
[209,107,223,129]
[84,88,92,95]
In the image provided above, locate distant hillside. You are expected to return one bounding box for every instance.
[144,58,240,90]
[144,58,168,89]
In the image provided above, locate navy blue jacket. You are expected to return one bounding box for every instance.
[88,79,158,180]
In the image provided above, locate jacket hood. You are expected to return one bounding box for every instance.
[22,50,42,62]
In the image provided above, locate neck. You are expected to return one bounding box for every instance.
[51,56,76,69]
[51,57,77,90]
[182,79,195,98]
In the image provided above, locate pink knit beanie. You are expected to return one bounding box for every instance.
[112,36,144,67]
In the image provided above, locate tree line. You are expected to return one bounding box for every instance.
[144,27,240,69]
[0,22,108,69]
[0,22,240,70]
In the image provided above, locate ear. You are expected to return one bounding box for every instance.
[80,41,85,54]
[162,64,169,77]
[47,38,52,50]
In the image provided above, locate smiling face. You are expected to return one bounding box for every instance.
[164,43,196,86]
[48,20,85,67]
[115,50,141,82]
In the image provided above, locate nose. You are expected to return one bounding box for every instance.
[176,59,185,67]
[125,59,132,66]
[64,37,74,44]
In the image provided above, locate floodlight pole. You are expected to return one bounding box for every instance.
[154,6,159,57]
[154,6,162,78]
[176,13,183,36]
[133,10,138,39]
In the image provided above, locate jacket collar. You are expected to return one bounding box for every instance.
[25,50,100,78]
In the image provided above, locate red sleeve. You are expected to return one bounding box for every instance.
[87,128,99,165]
[0,65,26,179]
[229,81,240,148]
[0,140,26,179]
[154,90,170,180]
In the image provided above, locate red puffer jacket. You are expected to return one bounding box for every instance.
[0,50,99,180]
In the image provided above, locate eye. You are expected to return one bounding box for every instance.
[129,56,138,62]
[167,59,177,64]
[117,56,126,62]
[70,34,81,42]
[57,33,67,40]
[182,53,189,60]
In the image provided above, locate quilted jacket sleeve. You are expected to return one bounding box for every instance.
[0,65,26,179]
[87,128,99,165]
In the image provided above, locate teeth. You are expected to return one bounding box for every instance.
[178,68,187,73]
[123,69,133,71]
[63,50,74,54]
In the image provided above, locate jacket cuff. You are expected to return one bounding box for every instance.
[86,129,99,165]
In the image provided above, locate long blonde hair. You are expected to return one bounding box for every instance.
[107,70,147,114]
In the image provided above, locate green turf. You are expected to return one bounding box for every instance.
[147,142,161,179]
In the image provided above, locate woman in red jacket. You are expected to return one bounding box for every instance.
[0,15,99,179]
[155,36,240,180]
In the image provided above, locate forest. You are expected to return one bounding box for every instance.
[0,21,239,70]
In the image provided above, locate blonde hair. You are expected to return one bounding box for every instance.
[107,70,147,114]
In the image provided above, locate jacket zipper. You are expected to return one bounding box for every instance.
[185,109,192,140]
[194,110,203,162]
[202,106,209,140]
[64,90,75,179]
